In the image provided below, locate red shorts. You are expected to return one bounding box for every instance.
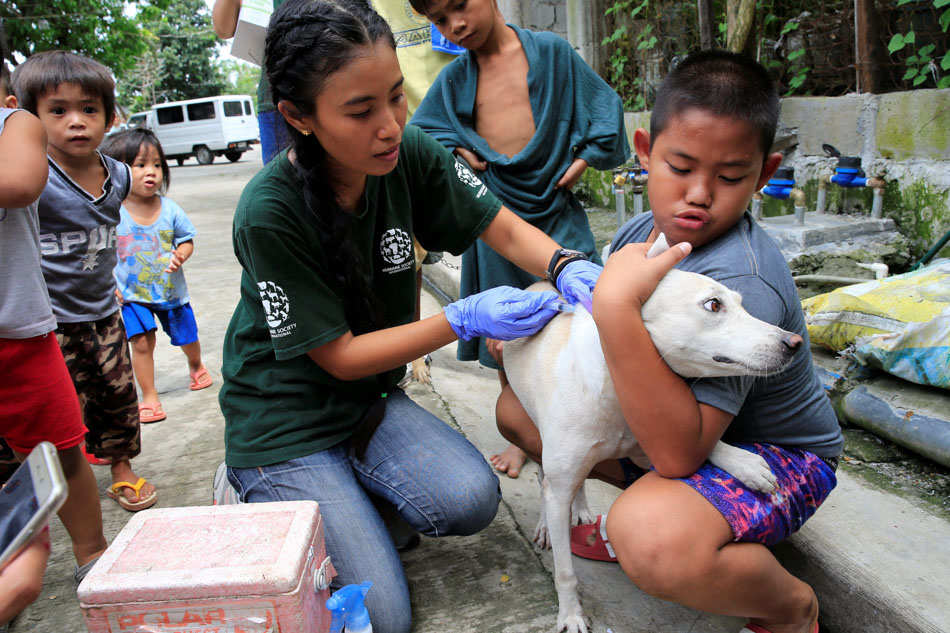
[0,334,87,453]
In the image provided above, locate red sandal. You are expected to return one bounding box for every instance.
[570,514,617,562]
[189,366,213,391]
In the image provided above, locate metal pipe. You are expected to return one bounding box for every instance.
[866,177,886,219]
[816,174,830,214]
[790,188,806,225]
[751,192,763,221]
[630,172,647,217]
[615,187,625,228]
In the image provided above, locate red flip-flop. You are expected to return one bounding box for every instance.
[570,514,617,562]
[81,445,111,465]
[189,367,213,391]
[138,402,167,423]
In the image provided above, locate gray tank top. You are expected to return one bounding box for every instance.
[0,108,57,338]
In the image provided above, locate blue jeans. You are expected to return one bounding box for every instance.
[258,109,292,164]
[228,390,501,633]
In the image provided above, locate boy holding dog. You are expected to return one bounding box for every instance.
[497,50,843,633]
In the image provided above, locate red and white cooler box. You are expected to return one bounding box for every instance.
[79,501,335,633]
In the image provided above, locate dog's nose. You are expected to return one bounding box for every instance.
[783,333,803,354]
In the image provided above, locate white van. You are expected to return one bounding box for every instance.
[130,95,260,165]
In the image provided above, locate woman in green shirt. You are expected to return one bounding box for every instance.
[219,2,603,631]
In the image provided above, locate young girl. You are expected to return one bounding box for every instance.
[219,1,602,632]
[101,129,212,424]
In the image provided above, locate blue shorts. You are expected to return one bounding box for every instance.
[121,302,199,346]
[620,442,837,547]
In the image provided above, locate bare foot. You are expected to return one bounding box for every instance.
[489,444,528,478]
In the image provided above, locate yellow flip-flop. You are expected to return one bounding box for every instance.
[107,477,158,512]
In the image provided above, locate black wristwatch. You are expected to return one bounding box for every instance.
[545,248,588,286]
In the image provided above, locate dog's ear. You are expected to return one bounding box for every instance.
[647,233,670,258]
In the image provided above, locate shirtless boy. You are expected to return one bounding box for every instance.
[410,0,629,477]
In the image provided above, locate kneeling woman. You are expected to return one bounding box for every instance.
[219,1,601,632]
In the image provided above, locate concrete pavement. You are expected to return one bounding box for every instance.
[11,151,949,632]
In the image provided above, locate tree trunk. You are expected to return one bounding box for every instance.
[727,0,756,54]
[698,0,715,50]
[854,0,878,93]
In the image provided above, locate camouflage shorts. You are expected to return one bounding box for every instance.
[56,310,140,460]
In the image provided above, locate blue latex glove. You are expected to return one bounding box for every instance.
[444,286,560,341]
[556,259,603,313]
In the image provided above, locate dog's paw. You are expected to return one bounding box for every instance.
[533,519,551,549]
[731,454,777,493]
[410,356,431,384]
[556,611,590,633]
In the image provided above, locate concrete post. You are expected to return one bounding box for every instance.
[566,0,604,72]
[497,0,526,28]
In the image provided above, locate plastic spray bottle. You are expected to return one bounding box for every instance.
[326,581,373,633]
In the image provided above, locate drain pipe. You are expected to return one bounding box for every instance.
[814,367,950,468]
[793,274,874,286]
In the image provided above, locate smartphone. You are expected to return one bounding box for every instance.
[0,442,67,569]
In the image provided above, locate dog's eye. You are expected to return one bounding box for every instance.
[703,298,722,313]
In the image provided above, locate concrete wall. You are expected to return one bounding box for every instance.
[499,0,567,38]
[580,90,950,261]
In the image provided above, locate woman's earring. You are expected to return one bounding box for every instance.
[300,129,311,136]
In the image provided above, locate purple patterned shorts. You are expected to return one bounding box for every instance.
[679,442,837,546]
[619,442,837,546]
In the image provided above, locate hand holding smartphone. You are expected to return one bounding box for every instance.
[0,442,67,570]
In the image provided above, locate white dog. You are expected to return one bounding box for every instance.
[502,235,804,633]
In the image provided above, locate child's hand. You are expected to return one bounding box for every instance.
[594,241,692,312]
[114,289,124,305]
[165,251,185,273]
[454,147,488,171]
[485,338,505,367]
[555,158,588,190]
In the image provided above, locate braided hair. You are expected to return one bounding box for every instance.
[265,0,396,334]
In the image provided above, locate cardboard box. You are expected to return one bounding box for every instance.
[79,501,335,633]
[230,0,273,65]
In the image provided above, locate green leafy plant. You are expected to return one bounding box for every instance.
[888,0,950,89]
[602,0,658,110]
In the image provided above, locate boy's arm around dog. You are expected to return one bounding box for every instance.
[593,240,736,478]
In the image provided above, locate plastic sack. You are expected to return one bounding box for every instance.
[801,260,950,389]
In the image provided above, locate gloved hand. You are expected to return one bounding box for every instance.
[444,286,560,341]
[556,259,603,313]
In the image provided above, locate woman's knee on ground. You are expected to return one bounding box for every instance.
[362,579,412,633]
[406,468,500,538]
